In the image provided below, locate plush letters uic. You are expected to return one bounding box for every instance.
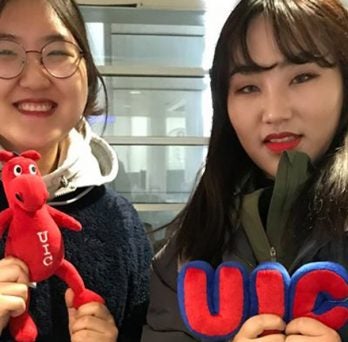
[178,261,348,340]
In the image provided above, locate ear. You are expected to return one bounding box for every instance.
[21,150,41,161]
[0,150,15,163]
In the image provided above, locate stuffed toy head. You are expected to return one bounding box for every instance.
[0,150,105,342]
[0,150,47,212]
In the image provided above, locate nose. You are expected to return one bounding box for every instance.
[261,88,292,124]
[18,53,51,90]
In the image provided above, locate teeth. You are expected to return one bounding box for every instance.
[17,102,53,112]
[269,136,297,143]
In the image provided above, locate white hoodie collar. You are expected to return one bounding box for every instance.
[44,119,118,199]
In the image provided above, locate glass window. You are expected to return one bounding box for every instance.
[79,2,222,250]
[88,76,212,137]
[108,145,207,203]
[109,24,204,68]
[82,6,205,67]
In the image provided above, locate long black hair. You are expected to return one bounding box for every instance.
[174,0,348,264]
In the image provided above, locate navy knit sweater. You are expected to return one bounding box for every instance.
[0,185,153,341]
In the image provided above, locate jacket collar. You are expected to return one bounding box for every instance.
[43,119,118,202]
[240,151,313,268]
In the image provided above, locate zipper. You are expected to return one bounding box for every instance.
[47,175,76,200]
[270,246,277,262]
[48,186,94,207]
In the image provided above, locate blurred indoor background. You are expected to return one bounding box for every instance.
[77,0,348,251]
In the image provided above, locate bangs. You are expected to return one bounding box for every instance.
[229,1,339,72]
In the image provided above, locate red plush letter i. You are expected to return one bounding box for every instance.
[249,262,290,319]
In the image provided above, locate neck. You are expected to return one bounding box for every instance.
[36,144,60,176]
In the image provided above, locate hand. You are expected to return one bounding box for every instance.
[65,288,118,342]
[285,317,341,341]
[0,257,29,333]
[231,314,286,341]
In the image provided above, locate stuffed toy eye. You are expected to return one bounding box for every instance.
[13,165,22,176]
[29,164,37,175]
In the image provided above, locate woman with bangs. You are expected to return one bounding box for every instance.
[142,0,348,341]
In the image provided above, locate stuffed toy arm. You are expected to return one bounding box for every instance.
[47,206,81,231]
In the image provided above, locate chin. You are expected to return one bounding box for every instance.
[256,160,278,179]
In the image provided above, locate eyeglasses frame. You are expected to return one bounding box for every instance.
[0,39,84,80]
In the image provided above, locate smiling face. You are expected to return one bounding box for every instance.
[227,15,344,177]
[0,0,88,156]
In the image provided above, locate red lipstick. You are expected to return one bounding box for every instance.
[264,132,301,154]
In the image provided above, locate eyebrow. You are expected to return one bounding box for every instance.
[231,60,294,76]
[0,33,70,44]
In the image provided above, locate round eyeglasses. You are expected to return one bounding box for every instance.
[0,40,84,79]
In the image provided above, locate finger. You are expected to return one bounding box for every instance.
[286,317,337,336]
[71,329,105,342]
[0,294,27,317]
[0,259,29,284]
[257,335,285,342]
[65,288,75,309]
[65,289,77,331]
[237,314,285,338]
[70,315,118,341]
[232,333,285,342]
[0,257,29,275]
[70,314,114,335]
[0,282,28,301]
[75,302,113,321]
[285,336,322,342]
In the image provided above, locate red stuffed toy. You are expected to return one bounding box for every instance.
[0,150,104,342]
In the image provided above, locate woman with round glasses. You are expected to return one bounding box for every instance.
[0,0,152,341]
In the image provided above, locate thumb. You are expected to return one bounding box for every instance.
[65,288,75,308]
[65,288,77,329]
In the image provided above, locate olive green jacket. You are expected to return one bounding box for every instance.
[142,152,348,341]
